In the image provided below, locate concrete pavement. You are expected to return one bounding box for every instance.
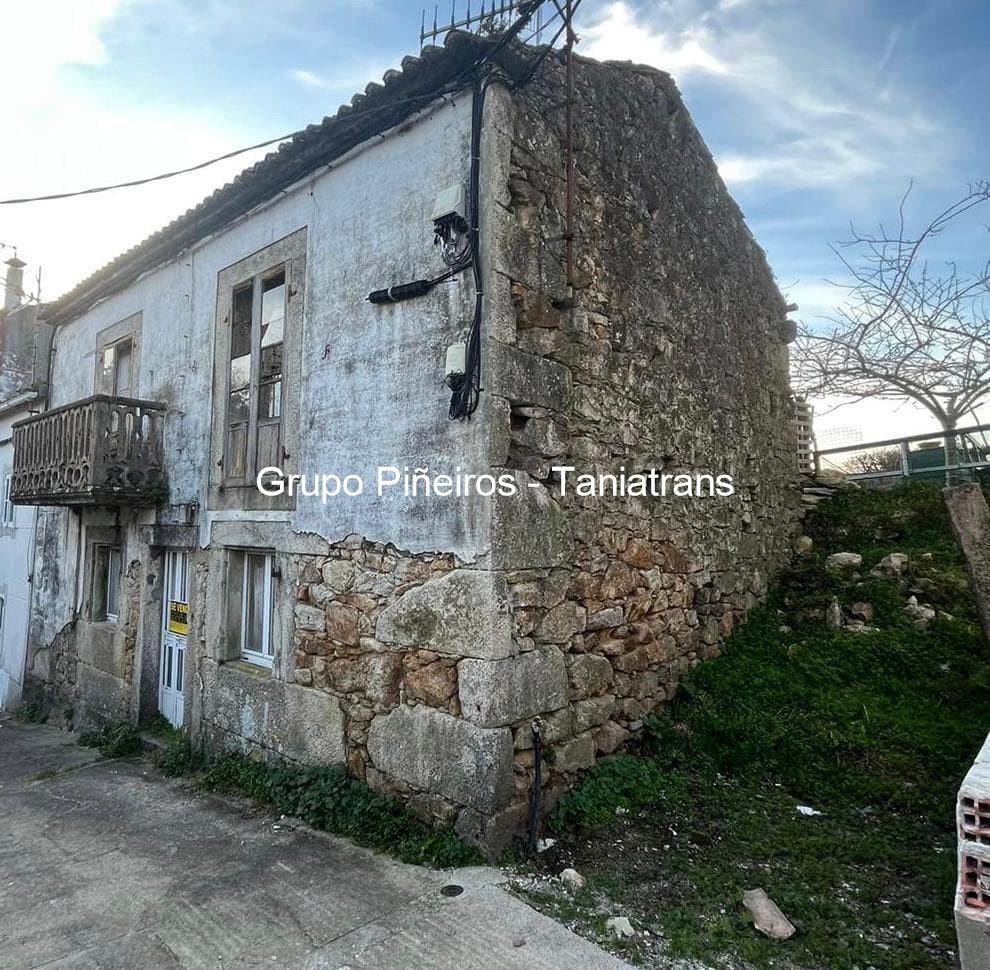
[0,716,630,969]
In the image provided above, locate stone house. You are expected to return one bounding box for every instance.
[9,33,800,854]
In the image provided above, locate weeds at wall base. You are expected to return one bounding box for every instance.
[13,702,47,724]
[77,722,143,758]
[195,753,482,869]
[77,721,483,870]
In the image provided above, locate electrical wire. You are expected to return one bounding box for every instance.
[523,6,561,44]
[0,132,300,205]
[447,70,494,420]
[512,0,578,90]
[0,5,554,208]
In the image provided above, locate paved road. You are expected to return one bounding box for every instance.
[0,717,630,969]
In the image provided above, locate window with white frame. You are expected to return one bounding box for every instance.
[1,473,13,526]
[229,549,275,667]
[92,544,123,621]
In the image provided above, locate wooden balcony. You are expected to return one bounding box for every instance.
[11,395,167,507]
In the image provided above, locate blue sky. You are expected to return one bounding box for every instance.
[1,0,986,433]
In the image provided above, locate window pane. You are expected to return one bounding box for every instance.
[260,341,282,382]
[106,548,122,618]
[3,474,12,525]
[244,554,266,654]
[93,545,108,618]
[231,285,253,359]
[258,380,281,419]
[229,283,253,420]
[261,273,285,350]
[114,341,132,396]
[228,387,250,425]
[100,346,115,394]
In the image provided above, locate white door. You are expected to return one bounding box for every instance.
[159,550,189,729]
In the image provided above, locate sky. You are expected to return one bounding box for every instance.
[1,0,987,442]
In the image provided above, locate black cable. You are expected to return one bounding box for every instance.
[366,261,468,304]
[0,27,525,209]
[447,70,493,420]
[447,0,577,420]
[1,4,565,212]
[0,132,300,205]
[511,14,572,90]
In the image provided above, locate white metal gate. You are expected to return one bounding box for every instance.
[159,550,189,729]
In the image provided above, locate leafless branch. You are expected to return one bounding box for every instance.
[793,183,990,466]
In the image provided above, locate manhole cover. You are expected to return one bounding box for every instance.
[440,884,464,897]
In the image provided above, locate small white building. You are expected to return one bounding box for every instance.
[0,257,53,710]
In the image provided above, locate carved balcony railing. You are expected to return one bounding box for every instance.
[11,395,167,506]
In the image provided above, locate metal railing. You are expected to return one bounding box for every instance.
[813,423,990,483]
[11,394,167,506]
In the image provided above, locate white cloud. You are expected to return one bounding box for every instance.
[582,2,729,76]
[579,1,951,192]
[0,1,274,300]
[290,68,330,88]
[288,60,393,94]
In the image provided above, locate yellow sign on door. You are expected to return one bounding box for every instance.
[168,601,189,636]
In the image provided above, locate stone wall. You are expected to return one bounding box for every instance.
[476,54,802,835]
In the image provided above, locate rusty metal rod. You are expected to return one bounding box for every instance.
[564,0,575,290]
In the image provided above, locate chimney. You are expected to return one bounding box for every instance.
[4,257,26,312]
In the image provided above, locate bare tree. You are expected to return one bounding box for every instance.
[844,447,902,476]
[794,183,990,484]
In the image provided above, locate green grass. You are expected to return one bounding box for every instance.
[78,722,144,758]
[542,482,989,968]
[81,712,482,869]
[13,702,47,724]
[197,754,483,869]
[139,713,202,777]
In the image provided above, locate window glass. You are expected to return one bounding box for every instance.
[93,544,122,621]
[244,553,266,653]
[2,474,12,525]
[261,272,285,348]
[113,340,132,396]
[106,547,122,619]
[100,345,116,393]
[258,381,282,420]
[229,284,253,418]
[238,551,273,664]
[259,272,285,421]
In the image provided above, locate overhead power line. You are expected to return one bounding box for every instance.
[1,7,571,208]
[0,132,300,206]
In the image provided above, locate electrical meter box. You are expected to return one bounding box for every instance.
[445,342,466,378]
[432,185,465,223]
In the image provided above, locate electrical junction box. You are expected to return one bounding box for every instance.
[445,342,466,378]
[432,184,465,223]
